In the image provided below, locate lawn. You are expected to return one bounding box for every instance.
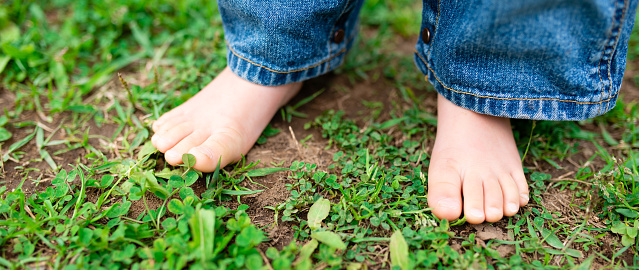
[1,0,638,269]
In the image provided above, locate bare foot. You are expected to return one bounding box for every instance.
[427,94,530,224]
[151,67,302,172]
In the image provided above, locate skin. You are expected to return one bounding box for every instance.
[151,67,530,223]
[427,95,530,224]
[151,67,301,172]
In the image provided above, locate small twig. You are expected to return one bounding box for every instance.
[336,93,350,112]
[0,145,4,175]
[415,151,423,167]
[566,157,581,168]
[24,205,36,220]
[36,122,55,133]
[258,248,274,270]
[547,178,593,185]
[553,186,594,265]
[556,171,575,179]
[121,216,145,224]
[69,249,83,265]
[288,126,302,155]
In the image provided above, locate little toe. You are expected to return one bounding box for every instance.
[152,123,195,153]
[498,174,521,217]
[427,166,463,221]
[511,170,530,206]
[482,177,504,223]
[188,128,244,172]
[462,174,486,224]
[164,132,207,165]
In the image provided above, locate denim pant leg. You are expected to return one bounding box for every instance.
[219,0,365,86]
[415,0,639,121]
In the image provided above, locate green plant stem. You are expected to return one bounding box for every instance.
[143,193,160,230]
[522,120,536,162]
[71,166,86,220]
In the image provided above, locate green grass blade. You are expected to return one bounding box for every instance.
[2,126,38,161]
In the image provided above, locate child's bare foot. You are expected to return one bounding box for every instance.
[151,67,301,172]
[427,94,530,224]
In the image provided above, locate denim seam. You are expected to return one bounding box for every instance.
[326,0,354,71]
[597,1,612,115]
[227,43,346,74]
[414,49,619,105]
[605,0,629,112]
[426,0,442,59]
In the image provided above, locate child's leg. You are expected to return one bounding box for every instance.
[151,0,364,172]
[428,94,528,223]
[419,0,637,223]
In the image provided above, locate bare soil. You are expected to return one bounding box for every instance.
[2,38,638,266]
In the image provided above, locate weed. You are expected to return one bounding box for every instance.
[2,0,639,268]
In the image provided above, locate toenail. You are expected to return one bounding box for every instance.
[151,134,158,143]
[436,198,460,211]
[157,137,171,149]
[165,150,180,161]
[507,203,518,214]
[191,146,216,160]
[468,209,484,219]
[488,207,501,216]
[520,193,529,202]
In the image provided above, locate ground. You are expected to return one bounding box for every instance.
[1,1,639,269]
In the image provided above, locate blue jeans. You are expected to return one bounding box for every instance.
[219,0,638,120]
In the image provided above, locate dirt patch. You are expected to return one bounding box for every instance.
[622,62,639,102]
[474,223,510,242]
[1,108,121,195]
[233,72,388,248]
[4,33,639,268]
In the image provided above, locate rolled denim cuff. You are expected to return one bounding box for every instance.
[219,0,364,86]
[415,0,638,121]
[225,43,348,86]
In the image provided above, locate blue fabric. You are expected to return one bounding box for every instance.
[415,0,638,120]
[218,0,638,121]
[219,0,364,86]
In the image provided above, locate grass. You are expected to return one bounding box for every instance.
[1,0,639,269]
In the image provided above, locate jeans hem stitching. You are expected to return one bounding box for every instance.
[414,49,618,105]
[227,43,346,74]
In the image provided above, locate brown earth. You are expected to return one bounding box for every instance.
[2,37,638,267]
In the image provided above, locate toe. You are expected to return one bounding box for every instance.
[511,170,530,206]
[164,132,207,165]
[499,174,521,217]
[462,174,485,224]
[154,116,184,135]
[482,177,504,223]
[152,123,195,153]
[152,119,163,132]
[427,164,463,221]
[188,127,244,173]
[152,112,177,132]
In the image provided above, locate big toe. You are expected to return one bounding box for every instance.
[188,128,245,172]
[427,168,463,221]
[431,197,463,221]
[152,123,194,152]
[164,132,207,165]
